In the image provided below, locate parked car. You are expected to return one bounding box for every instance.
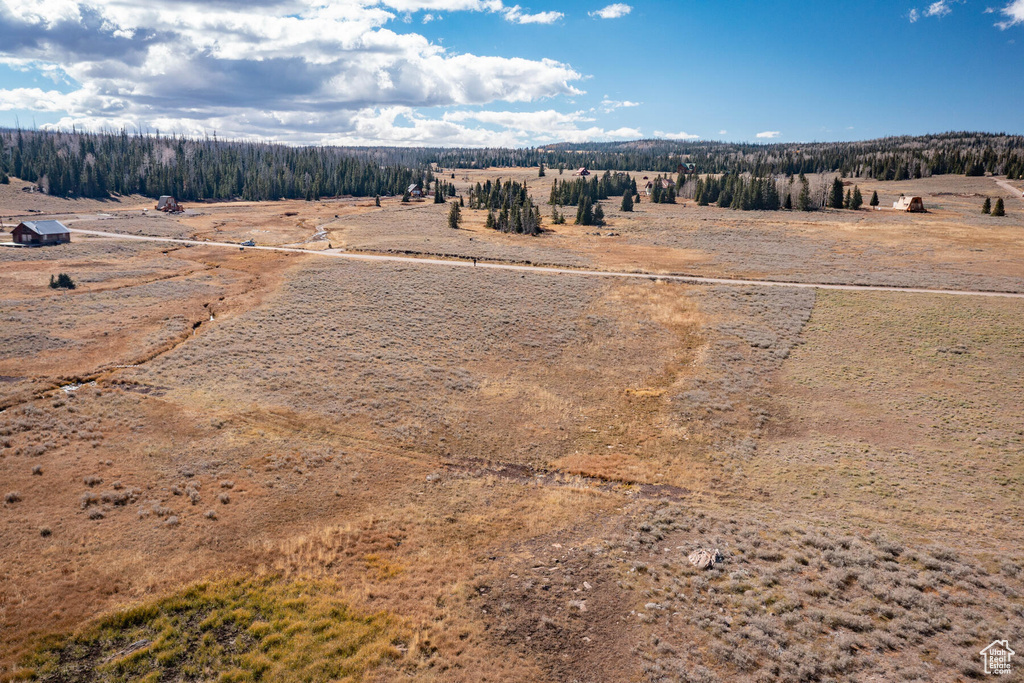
[240,240,256,247]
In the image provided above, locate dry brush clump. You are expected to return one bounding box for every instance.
[617,505,1024,682]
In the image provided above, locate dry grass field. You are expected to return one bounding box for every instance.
[1,171,1022,682]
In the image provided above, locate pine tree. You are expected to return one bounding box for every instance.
[434,184,445,203]
[851,186,863,210]
[538,162,545,177]
[784,193,792,210]
[829,178,845,209]
[843,189,852,209]
[402,191,410,203]
[992,198,1005,216]
[798,176,812,212]
[448,201,462,229]
[870,190,879,207]
[982,197,991,214]
[593,203,605,225]
[576,196,594,225]
[620,191,633,212]
[375,195,380,207]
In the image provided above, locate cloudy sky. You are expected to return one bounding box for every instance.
[1,0,1022,146]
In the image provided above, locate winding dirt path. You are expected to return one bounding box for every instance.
[65,227,1024,299]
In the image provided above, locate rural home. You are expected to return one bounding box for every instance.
[644,178,673,196]
[407,184,423,198]
[11,220,71,246]
[156,196,183,212]
[893,195,925,212]
[574,167,590,176]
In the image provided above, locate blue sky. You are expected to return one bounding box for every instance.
[0,0,1021,145]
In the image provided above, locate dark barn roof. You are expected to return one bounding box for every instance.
[20,220,70,235]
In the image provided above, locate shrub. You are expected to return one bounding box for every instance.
[982,197,991,214]
[49,273,76,290]
[5,491,22,503]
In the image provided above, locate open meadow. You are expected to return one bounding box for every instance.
[1,171,1022,682]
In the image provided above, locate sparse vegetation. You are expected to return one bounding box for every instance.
[21,577,408,682]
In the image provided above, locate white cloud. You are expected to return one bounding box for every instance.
[909,8,920,22]
[718,129,727,136]
[0,0,588,145]
[599,97,640,112]
[441,108,639,143]
[380,0,562,24]
[589,3,631,19]
[654,130,699,140]
[756,130,781,139]
[925,0,953,17]
[502,5,564,24]
[996,0,1024,27]
[445,108,594,131]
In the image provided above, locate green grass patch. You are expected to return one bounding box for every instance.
[18,576,407,682]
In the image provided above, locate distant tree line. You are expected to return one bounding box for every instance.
[0,129,430,201]
[467,179,542,235]
[3,128,1023,203]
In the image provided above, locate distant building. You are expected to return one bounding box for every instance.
[407,184,423,198]
[156,196,183,212]
[11,220,71,246]
[644,178,673,196]
[574,167,590,177]
[893,195,925,212]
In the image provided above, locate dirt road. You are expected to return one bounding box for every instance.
[994,176,1024,200]
[65,227,1024,299]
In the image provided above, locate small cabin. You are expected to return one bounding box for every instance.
[156,196,182,212]
[574,167,590,177]
[893,195,925,212]
[11,220,71,246]
[407,184,423,198]
[644,178,673,196]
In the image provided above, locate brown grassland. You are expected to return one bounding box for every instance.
[0,171,1022,682]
